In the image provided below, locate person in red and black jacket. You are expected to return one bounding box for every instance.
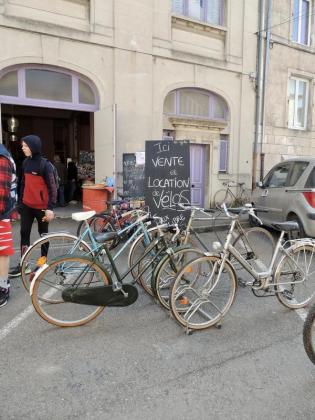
[9,135,57,277]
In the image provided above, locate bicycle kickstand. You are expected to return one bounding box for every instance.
[112,281,128,298]
[215,320,222,329]
[185,325,193,335]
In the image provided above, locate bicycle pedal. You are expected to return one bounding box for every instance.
[237,278,251,287]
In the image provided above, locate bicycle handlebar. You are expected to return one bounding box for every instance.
[178,203,216,213]
[222,203,267,225]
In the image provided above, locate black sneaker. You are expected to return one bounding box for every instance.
[9,265,21,278]
[0,288,9,307]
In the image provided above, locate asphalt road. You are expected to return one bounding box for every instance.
[1,219,314,420]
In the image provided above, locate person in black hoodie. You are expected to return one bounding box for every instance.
[9,135,57,277]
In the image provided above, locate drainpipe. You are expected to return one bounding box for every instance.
[260,0,272,180]
[113,103,117,199]
[253,0,266,189]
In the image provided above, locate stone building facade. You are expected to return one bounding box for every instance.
[0,0,259,206]
[261,0,315,174]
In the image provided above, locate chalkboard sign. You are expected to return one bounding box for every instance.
[123,153,145,199]
[145,140,191,226]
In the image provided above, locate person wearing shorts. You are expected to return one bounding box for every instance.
[0,144,16,307]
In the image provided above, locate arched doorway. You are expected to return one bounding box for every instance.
[0,65,99,202]
[163,87,229,206]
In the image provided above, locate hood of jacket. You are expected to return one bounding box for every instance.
[22,135,42,155]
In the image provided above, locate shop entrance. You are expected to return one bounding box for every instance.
[1,104,94,203]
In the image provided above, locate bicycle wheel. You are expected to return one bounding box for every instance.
[31,255,110,327]
[303,302,315,364]
[169,255,237,330]
[274,242,315,309]
[152,246,204,310]
[232,227,276,272]
[239,188,251,205]
[128,226,183,282]
[213,189,234,208]
[21,234,92,293]
[76,214,116,240]
[138,239,170,296]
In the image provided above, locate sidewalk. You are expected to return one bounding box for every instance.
[54,202,83,219]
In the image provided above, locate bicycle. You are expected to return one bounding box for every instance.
[169,204,315,332]
[303,302,315,364]
[30,221,183,327]
[20,208,152,295]
[213,180,251,208]
[151,204,275,310]
[76,194,147,242]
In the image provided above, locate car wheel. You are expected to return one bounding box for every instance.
[287,215,306,239]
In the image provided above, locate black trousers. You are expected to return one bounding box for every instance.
[20,204,49,256]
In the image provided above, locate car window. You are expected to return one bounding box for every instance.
[264,164,291,188]
[287,161,309,186]
[305,167,315,188]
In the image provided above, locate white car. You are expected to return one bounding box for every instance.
[251,158,315,237]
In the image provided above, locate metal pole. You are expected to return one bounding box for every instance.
[253,0,266,189]
[112,103,117,198]
[260,0,272,181]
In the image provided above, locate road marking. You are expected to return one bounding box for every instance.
[295,307,307,321]
[0,279,64,341]
[0,305,34,342]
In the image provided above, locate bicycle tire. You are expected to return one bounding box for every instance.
[76,213,116,239]
[21,234,92,295]
[213,189,234,208]
[239,188,251,205]
[31,254,110,327]
[274,242,315,309]
[169,255,237,330]
[152,246,204,310]
[231,227,276,273]
[303,302,315,364]
[128,226,183,282]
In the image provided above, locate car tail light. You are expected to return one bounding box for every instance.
[303,192,315,208]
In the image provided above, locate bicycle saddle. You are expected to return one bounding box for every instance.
[271,221,299,232]
[72,210,96,222]
[93,231,117,243]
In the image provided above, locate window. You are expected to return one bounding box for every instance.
[172,0,224,26]
[264,164,291,188]
[292,0,311,45]
[0,71,18,97]
[0,66,98,111]
[25,69,72,102]
[164,88,228,121]
[288,161,309,186]
[288,77,309,129]
[305,166,315,187]
[219,135,229,172]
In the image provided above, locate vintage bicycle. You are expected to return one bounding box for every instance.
[151,203,275,310]
[169,204,315,333]
[213,180,251,208]
[29,221,193,327]
[20,208,153,296]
